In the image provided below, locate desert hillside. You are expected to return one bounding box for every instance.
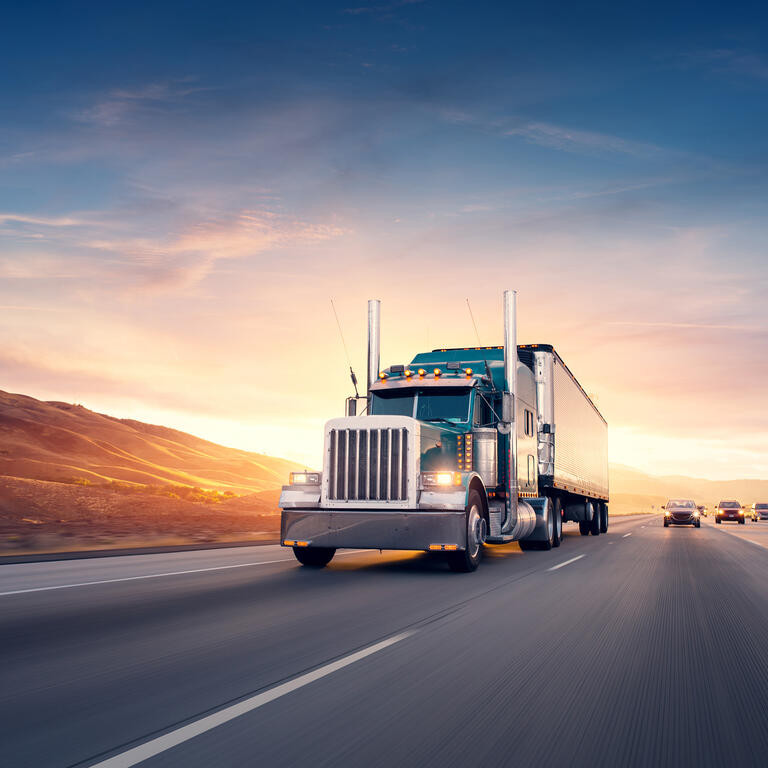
[0,389,301,493]
[608,463,768,514]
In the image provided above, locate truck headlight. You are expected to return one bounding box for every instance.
[421,471,462,487]
[290,472,321,485]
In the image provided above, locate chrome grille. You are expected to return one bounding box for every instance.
[328,427,408,501]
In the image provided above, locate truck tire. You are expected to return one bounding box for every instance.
[599,503,609,534]
[589,502,600,536]
[579,521,590,536]
[520,498,554,551]
[552,498,562,548]
[448,490,485,572]
[293,547,336,567]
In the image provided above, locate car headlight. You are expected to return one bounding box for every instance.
[693,510,700,517]
[290,471,321,485]
[421,471,463,488]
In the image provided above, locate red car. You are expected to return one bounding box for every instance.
[715,500,745,524]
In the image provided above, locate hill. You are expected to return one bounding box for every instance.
[608,464,768,514]
[0,390,300,493]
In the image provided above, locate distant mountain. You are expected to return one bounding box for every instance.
[0,390,300,494]
[608,463,768,514]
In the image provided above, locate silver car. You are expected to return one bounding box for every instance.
[751,503,768,522]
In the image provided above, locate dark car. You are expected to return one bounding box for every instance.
[751,503,768,522]
[715,500,744,524]
[664,499,701,528]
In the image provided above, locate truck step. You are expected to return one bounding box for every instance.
[488,503,504,538]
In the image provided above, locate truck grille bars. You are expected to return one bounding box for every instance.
[327,427,408,501]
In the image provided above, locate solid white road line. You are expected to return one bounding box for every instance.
[89,631,415,768]
[547,554,585,572]
[0,550,367,597]
[710,526,768,551]
[623,533,632,538]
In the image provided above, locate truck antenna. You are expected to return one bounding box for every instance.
[330,298,360,398]
[466,298,482,346]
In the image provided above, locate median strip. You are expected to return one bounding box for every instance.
[88,631,415,768]
[547,554,585,571]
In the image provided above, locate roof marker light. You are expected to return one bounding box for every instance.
[418,368,427,377]
[405,369,413,378]
[465,368,473,377]
[434,368,442,377]
[379,372,387,380]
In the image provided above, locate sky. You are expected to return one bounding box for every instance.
[1,0,767,478]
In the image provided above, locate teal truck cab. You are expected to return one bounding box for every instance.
[280,291,609,572]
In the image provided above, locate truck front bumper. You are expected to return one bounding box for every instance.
[281,508,467,551]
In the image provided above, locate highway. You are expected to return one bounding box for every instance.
[3,514,768,768]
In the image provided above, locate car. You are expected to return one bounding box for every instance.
[697,505,707,517]
[715,500,745,524]
[751,503,768,522]
[664,499,701,528]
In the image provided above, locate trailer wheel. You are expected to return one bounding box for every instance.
[589,502,600,536]
[579,521,590,536]
[447,490,485,572]
[599,503,609,534]
[293,547,336,568]
[552,498,562,548]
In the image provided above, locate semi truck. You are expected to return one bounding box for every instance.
[280,290,609,572]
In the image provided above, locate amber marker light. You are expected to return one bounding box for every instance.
[418,368,427,378]
[405,369,413,378]
[465,368,473,377]
[379,372,387,380]
[434,368,441,377]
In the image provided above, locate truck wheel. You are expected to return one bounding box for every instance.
[552,498,562,548]
[293,547,336,567]
[448,490,485,572]
[599,503,609,534]
[579,521,590,536]
[589,503,600,536]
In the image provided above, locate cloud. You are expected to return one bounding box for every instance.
[73,78,210,127]
[441,110,666,158]
[674,49,768,81]
[608,320,757,331]
[343,0,425,16]
[85,209,347,290]
[0,213,83,227]
[501,121,664,157]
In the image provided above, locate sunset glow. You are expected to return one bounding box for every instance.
[2,2,766,479]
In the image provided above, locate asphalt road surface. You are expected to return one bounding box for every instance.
[3,513,768,768]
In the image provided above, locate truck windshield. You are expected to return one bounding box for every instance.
[370,388,471,423]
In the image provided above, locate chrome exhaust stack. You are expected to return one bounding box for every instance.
[502,290,519,532]
[367,299,381,399]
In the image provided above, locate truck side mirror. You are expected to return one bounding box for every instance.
[345,396,368,417]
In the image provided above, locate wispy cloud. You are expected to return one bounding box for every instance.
[73,78,210,127]
[609,320,756,331]
[85,209,347,290]
[442,110,665,158]
[0,213,83,227]
[673,49,768,81]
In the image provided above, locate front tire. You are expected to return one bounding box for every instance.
[664,519,669,527]
[695,520,701,528]
[293,547,336,567]
[739,518,745,525]
[448,490,485,572]
[716,518,721,524]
